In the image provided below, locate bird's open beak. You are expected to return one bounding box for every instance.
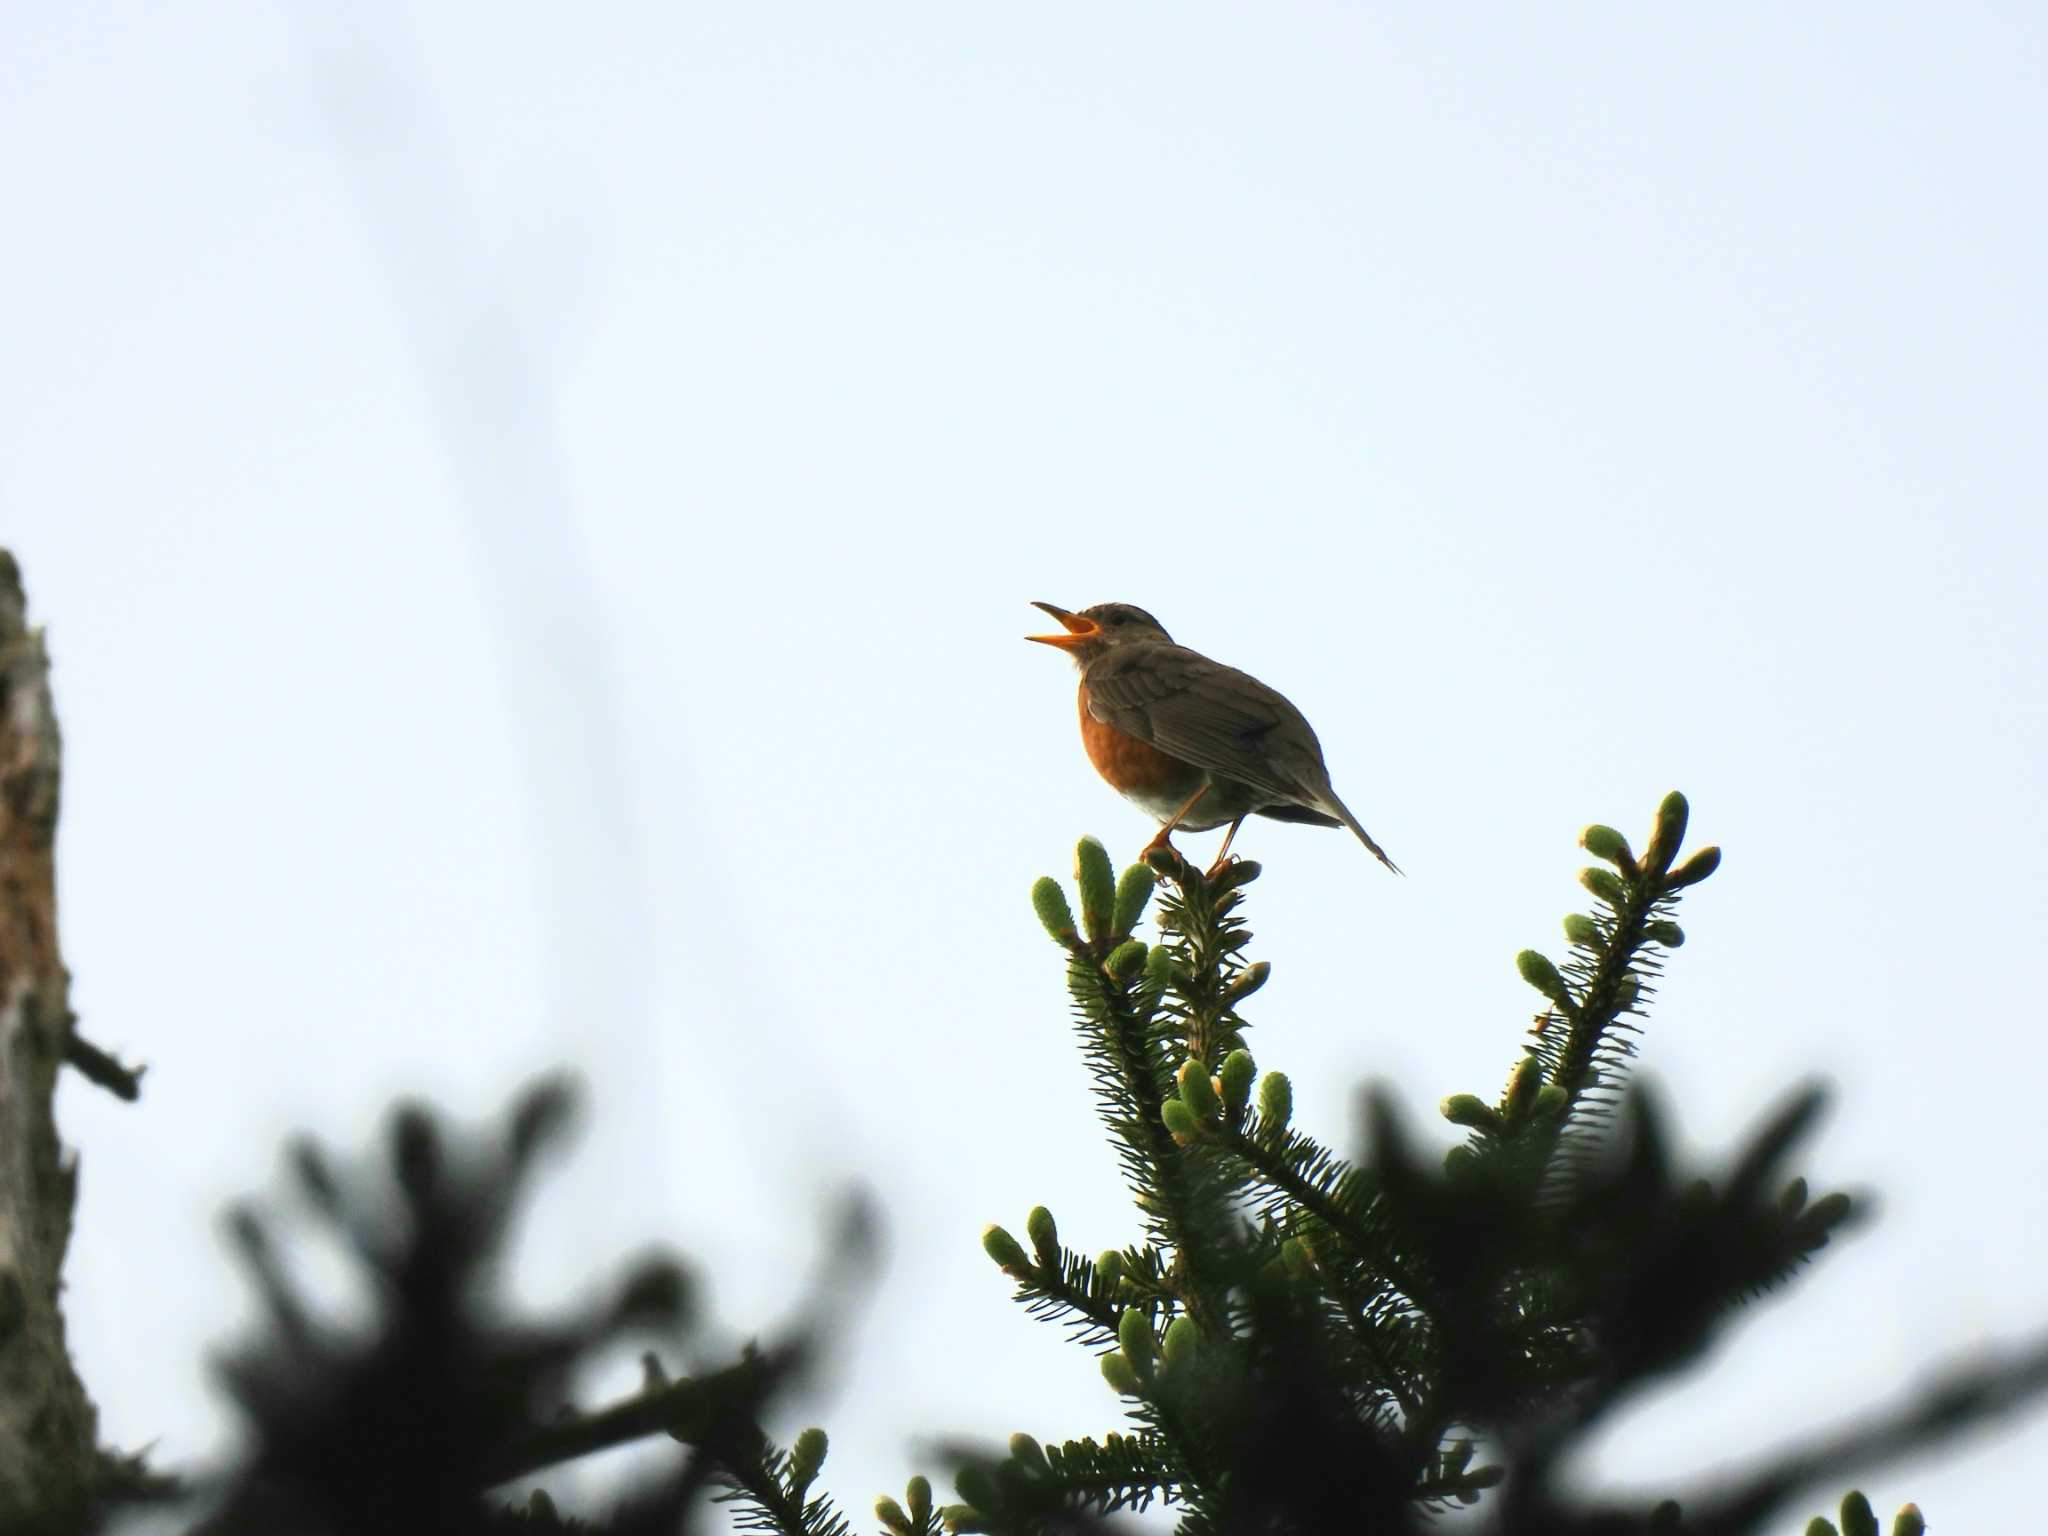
[1026,601,1100,649]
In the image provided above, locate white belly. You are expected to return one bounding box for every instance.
[1119,775,1258,831]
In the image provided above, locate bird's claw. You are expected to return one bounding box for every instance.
[1141,840,1187,878]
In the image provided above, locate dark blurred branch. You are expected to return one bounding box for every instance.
[486,1353,782,1487]
[1674,1334,2048,1536]
[0,550,100,1523]
[62,1026,144,1102]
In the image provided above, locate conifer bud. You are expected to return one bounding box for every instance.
[1645,920,1686,948]
[1516,950,1574,1009]
[1802,1520,1832,1536]
[940,1504,986,1534]
[1838,1491,1877,1536]
[1144,944,1179,992]
[1612,976,1641,1013]
[1075,837,1115,943]
[1444,1144,1478,1175]
[1162,1315,1200,1368]
[1562,912,1601,946]
[1212,858,1262,892]
[908,1476,932,1523]
[876,1497,912,1536]
[1579,824,1636,871]
[1113,864,1157,936]
[1177,1058,1220,1119]
[1803,1191,1853,1232]
[1666,845,1721,888]
[1580,867,1628,906]
[1031,877,1079,948]
[1118,1307,1156,1364]
[1258,1071,1293,1131]
[1161,1098,1200,1143]
[1103,939,1147,978]
[1142,844,1183,877]
[1280,1236,1313,1275]
[982,1225,1030,1274]
[1025,1206,1059,1266]
[1223,961,1271,1006]
[1218,1049,1256,1112]
[1643,791,1690,875]
[1780,1176,1809,1215]
[1504,1056,1544,1119]
[1008,1432,1047,1470]
[1095,1250,1123,1288]
[1101,1351,1142,1395]
[289,1137,341,1214]
[1440,1094,1499,1130]
[1532,1084,1569,1119]
[788,1427,828,1491]
[954,1467,998,1518]
[1893,1504,1925,1536]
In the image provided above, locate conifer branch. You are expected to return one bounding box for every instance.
[709,1425,854,1536]
[996,1247,1122,1348]
[988,803,2041,1534]
[486,1357,772,1485]
[1214,1122,1436,1322]
[1062,950,1238,1338]
[1350,1301,1427,1425]
[1522,795,1716,1166]
[1148,857,1259,1069]
[1038,1432,1178,1510]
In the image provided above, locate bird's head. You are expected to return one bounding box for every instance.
[1026,601,1173,664]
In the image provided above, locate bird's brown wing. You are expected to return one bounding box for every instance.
[1085,643,1402,873]
[1080,644,1335,808]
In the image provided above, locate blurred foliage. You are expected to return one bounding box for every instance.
[42,794,2048,1535]
[170,1077,871,1536]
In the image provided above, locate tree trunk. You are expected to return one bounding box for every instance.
[0,549,97,1523]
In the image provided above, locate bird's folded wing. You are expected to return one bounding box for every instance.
[1084,647,1329,805]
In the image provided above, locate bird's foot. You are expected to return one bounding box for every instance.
[1204,815,1249,878]
[1140,829,1187,877]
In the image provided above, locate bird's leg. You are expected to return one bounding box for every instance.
[1207,815,1248,875]
[1142,785,1213,861]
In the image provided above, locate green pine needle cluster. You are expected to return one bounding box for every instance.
[962,793,1875,1535]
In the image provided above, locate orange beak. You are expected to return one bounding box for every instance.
[1026,601,1100,649]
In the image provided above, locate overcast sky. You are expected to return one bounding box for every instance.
[5,4,2046,1531]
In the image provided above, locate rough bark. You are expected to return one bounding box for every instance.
[0,549,96,1523]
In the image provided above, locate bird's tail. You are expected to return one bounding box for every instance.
[1323,790,1402,875]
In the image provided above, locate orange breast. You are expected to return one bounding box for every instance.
[1077,682,1200,797]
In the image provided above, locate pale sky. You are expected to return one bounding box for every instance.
[5,5,2046,1532]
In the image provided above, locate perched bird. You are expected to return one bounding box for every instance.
[1027,601,1399,873]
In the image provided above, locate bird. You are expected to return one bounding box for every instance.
[1026,601,1399,873]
